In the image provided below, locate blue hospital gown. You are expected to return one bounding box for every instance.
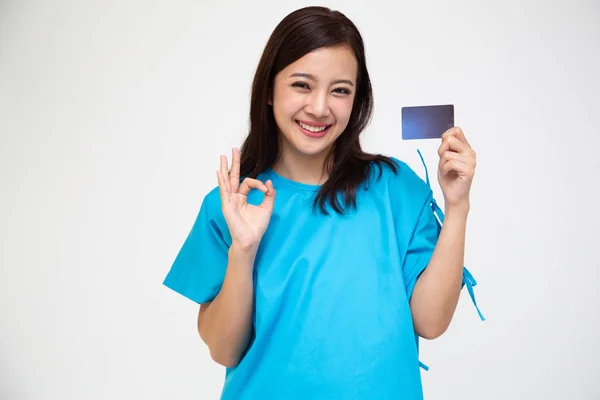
[163,155,483,399]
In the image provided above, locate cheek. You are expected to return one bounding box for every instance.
[332,99,354,124]
[274,92,302,119]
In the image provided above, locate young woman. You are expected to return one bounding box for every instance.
[163,6,483,399]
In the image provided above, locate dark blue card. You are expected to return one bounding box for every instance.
[402,104,454,140]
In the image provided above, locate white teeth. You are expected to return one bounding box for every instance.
[298,121,328,132]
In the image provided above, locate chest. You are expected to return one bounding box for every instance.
[252,191,403,306]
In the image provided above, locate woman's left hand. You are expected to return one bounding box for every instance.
[437,127,476,212]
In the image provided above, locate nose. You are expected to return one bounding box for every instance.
[305,91,331,118]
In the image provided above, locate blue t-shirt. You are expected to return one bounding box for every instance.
[163,156,483,399]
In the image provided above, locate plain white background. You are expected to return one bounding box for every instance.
[1,0,599,399]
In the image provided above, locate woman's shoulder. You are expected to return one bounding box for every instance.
[366,155,434,225]
[201,184,222,207]
[369,155,431,197]
[194,185,225,224]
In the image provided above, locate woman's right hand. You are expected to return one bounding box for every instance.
[217,148,276,251]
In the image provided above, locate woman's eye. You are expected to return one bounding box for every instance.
[334,87,351,95]
[291,82,351,95]
[292,82,309,89]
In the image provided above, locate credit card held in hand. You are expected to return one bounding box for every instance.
[401,104,454,140]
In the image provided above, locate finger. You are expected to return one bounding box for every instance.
[439,136,474,159]
[230,148,240,193]
[447,135,472,154]
[442,126,470,146]
[260,180,276,210]
[220,155,231,193]
[238,177,268,196]
[216,171,229,205]
[438,138,450,157]
[439,151,476,168]
[441,159,473,177]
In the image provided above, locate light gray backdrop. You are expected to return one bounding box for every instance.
[1,0,599,399]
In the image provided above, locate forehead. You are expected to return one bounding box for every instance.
[282,45,358,81]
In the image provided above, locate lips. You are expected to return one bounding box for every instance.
[296,119,330,128]
[296,120,332,138]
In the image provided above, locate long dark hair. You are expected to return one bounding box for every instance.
[239,6,397,214]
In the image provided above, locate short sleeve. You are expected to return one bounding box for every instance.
[162,188,231,304]
[402,191,441,300]
[390,153,485,323]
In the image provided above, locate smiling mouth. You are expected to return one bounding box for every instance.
[296,120,332,134]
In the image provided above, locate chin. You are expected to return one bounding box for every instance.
[293,135,336,157]
[296,147,331,157]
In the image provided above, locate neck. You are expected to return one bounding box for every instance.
[273,146,332,185]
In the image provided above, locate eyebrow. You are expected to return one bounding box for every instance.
[289,72,354,86]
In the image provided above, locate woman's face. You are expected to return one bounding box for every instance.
[270,45,358,160]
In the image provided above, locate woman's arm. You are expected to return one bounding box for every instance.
[197,243,257,367]
[409,204,469,339]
